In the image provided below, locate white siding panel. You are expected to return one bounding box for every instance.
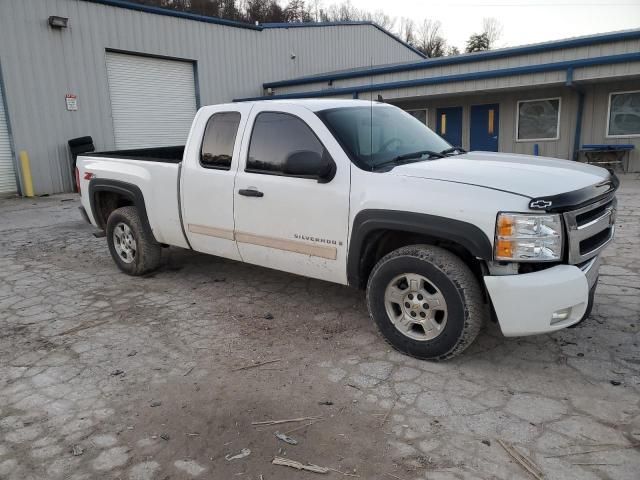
[0,86,17,195]
[105,52,196,149]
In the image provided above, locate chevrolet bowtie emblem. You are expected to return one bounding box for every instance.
[529,199,552,209]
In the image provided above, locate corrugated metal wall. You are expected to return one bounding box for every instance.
[0,0,421,194]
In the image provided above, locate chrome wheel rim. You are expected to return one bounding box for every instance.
[384,273,448,341]
[113,222,137,264]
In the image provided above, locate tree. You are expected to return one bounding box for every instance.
[416,19,446,58]
[284,0,311,22]
[398,17,416,46]
[446,45,460,56]
[363,10,395,31]
[482,17,503,49]
[325,0,359,21]
[465,16,502,53]
[307,0,323,22]
[244,0,287,23]
[264,1,286,22]
[465,32,490,53]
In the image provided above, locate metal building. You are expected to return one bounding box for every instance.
[0,0,422,195]
[246,30,640,172]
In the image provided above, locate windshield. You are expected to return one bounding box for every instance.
[317,105,451,170]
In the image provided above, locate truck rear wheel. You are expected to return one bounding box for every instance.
[106,206,162,276]
[366,245,486,361]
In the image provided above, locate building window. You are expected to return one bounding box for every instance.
[247,112,325,175]
[516,98,561,141]
[607,90,640,137]
[200,112,241,169]
[406,109,427,125]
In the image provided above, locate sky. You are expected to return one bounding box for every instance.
[345,0,640,51]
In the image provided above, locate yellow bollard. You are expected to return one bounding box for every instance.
[19,151,35,197]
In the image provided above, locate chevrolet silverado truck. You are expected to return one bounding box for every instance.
[77,99,618,360]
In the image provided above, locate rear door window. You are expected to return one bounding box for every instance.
[200,112,241,169]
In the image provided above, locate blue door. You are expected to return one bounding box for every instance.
[436,107,463,147]
[470,104,499,151]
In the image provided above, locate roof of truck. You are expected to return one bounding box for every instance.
[226,99,389,112]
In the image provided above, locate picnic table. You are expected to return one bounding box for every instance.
[579,144,635,172]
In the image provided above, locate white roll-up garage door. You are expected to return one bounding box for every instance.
[0,87,17,195]
[106,52,197,149]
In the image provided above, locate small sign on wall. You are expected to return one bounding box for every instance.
[65,94,78,111]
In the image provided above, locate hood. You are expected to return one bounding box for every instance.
[390,151,611,198]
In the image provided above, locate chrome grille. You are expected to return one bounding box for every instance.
[563,195,617,264]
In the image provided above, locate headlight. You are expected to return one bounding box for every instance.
[495,213,563,262]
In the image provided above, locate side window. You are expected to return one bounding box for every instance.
[516,98,560,141]
[406,109,427,125]
[607,90,640,137]
[200,112,241,169]
[247,112,324,174]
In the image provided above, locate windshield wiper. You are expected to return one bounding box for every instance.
[440,146,467,155]
[372,150,445,170]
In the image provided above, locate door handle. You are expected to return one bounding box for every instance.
[238,188,264,197]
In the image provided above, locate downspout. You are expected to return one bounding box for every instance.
[566,67,585,161]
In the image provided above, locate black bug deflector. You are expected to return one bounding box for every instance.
[528,172,619,213]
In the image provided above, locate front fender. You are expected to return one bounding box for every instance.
[347,209,493,287]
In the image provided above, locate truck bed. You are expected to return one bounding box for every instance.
[78,149,188,249]
[88,145,184,163]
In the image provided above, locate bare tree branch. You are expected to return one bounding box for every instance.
[482,17,503,48]
[416,19,446,57]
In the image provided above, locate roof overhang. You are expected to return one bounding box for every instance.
[263,29,640,90]
[237,52,640,102]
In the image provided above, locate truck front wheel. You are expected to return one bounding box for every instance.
[366,245,486,361]
[106,206,162,276]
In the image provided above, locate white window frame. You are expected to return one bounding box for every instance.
[406,108,428,126]
[606,89,640,138]
[515,97,561,142]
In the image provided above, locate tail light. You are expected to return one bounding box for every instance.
[75,167,80,194]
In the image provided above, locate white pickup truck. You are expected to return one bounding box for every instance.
[77,99,618,360]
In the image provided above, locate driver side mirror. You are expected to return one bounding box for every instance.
[283,150,336,183]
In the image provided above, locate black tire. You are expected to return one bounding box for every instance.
[366,245,486,361]
[106,206,162,276]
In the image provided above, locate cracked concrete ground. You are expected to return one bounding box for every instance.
[0,175,639,480]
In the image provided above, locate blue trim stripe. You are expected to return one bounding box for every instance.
[262,22,427,59]
[263,21,373,28]
[236,52,640,102]
[263,29,640,89]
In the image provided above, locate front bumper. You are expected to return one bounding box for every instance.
[484,256,599,336]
